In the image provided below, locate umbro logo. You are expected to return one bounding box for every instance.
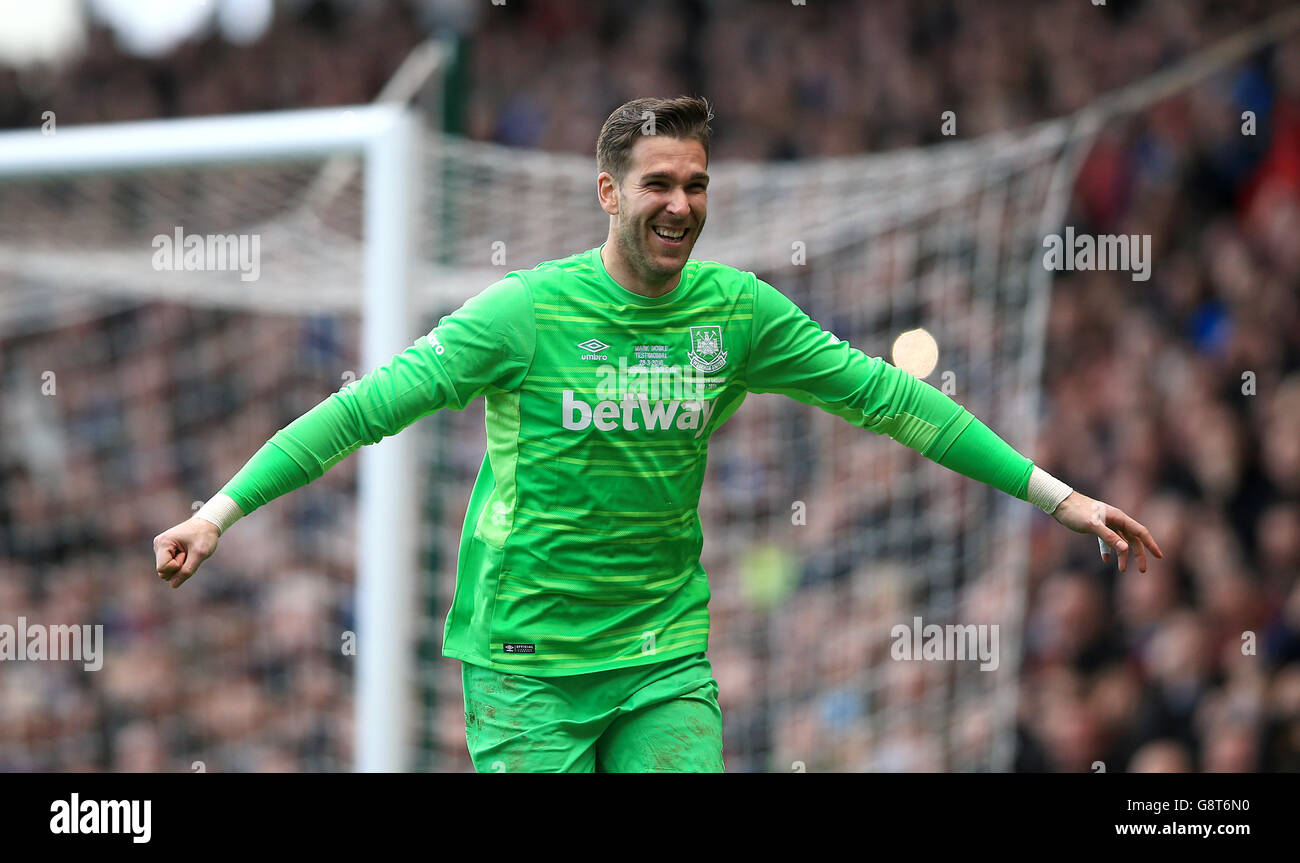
[578,338,610,360]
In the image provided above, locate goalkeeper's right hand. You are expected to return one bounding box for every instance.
[153,516,220,589]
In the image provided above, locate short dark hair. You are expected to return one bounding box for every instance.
[596,96,714,186]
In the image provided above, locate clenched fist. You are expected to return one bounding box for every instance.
[153,516,221,588]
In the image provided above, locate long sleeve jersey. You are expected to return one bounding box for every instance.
[216,244,1034,675]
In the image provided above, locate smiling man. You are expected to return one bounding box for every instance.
[153,95,1163,773]
[597,116,708,296]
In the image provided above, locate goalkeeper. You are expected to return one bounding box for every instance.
[152,96,1162,772]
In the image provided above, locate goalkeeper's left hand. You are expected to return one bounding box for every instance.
[1050,491,1163,573]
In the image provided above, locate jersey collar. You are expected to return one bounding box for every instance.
[593,243,693,307]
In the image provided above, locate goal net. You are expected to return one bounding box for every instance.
[0,98,1095,772]
[413,121,1086,771]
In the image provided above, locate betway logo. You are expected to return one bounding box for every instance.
[562,389,714,438]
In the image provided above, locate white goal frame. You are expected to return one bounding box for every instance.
[0,104,422,772]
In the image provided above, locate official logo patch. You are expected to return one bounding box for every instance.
[687,325,727,373]
[502,643,535,654]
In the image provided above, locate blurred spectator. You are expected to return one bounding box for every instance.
[1129,739,1194,772]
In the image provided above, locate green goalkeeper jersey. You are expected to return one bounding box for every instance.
[217,244,1034,675]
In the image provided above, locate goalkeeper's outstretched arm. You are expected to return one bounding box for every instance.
[745,276,1163,573]
[153,277,536,588]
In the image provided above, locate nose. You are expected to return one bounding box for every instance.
[665,186,689,217]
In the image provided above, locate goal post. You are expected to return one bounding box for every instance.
[0,104,422,772]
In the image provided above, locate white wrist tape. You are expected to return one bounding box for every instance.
[1026,466,1072,514]
[193,493,245,535]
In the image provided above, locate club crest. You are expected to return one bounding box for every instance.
[687,325,728,373]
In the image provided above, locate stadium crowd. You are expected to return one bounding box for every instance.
[1,0,1298,772]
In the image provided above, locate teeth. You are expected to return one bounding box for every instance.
[653,227,685,239]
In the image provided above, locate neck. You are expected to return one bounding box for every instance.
[601,238,680,299]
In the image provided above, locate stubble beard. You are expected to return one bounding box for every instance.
[616,212,687,288]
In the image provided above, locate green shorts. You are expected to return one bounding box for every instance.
[461,652,724,773]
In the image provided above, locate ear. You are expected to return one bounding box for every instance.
[597,171,620,216]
